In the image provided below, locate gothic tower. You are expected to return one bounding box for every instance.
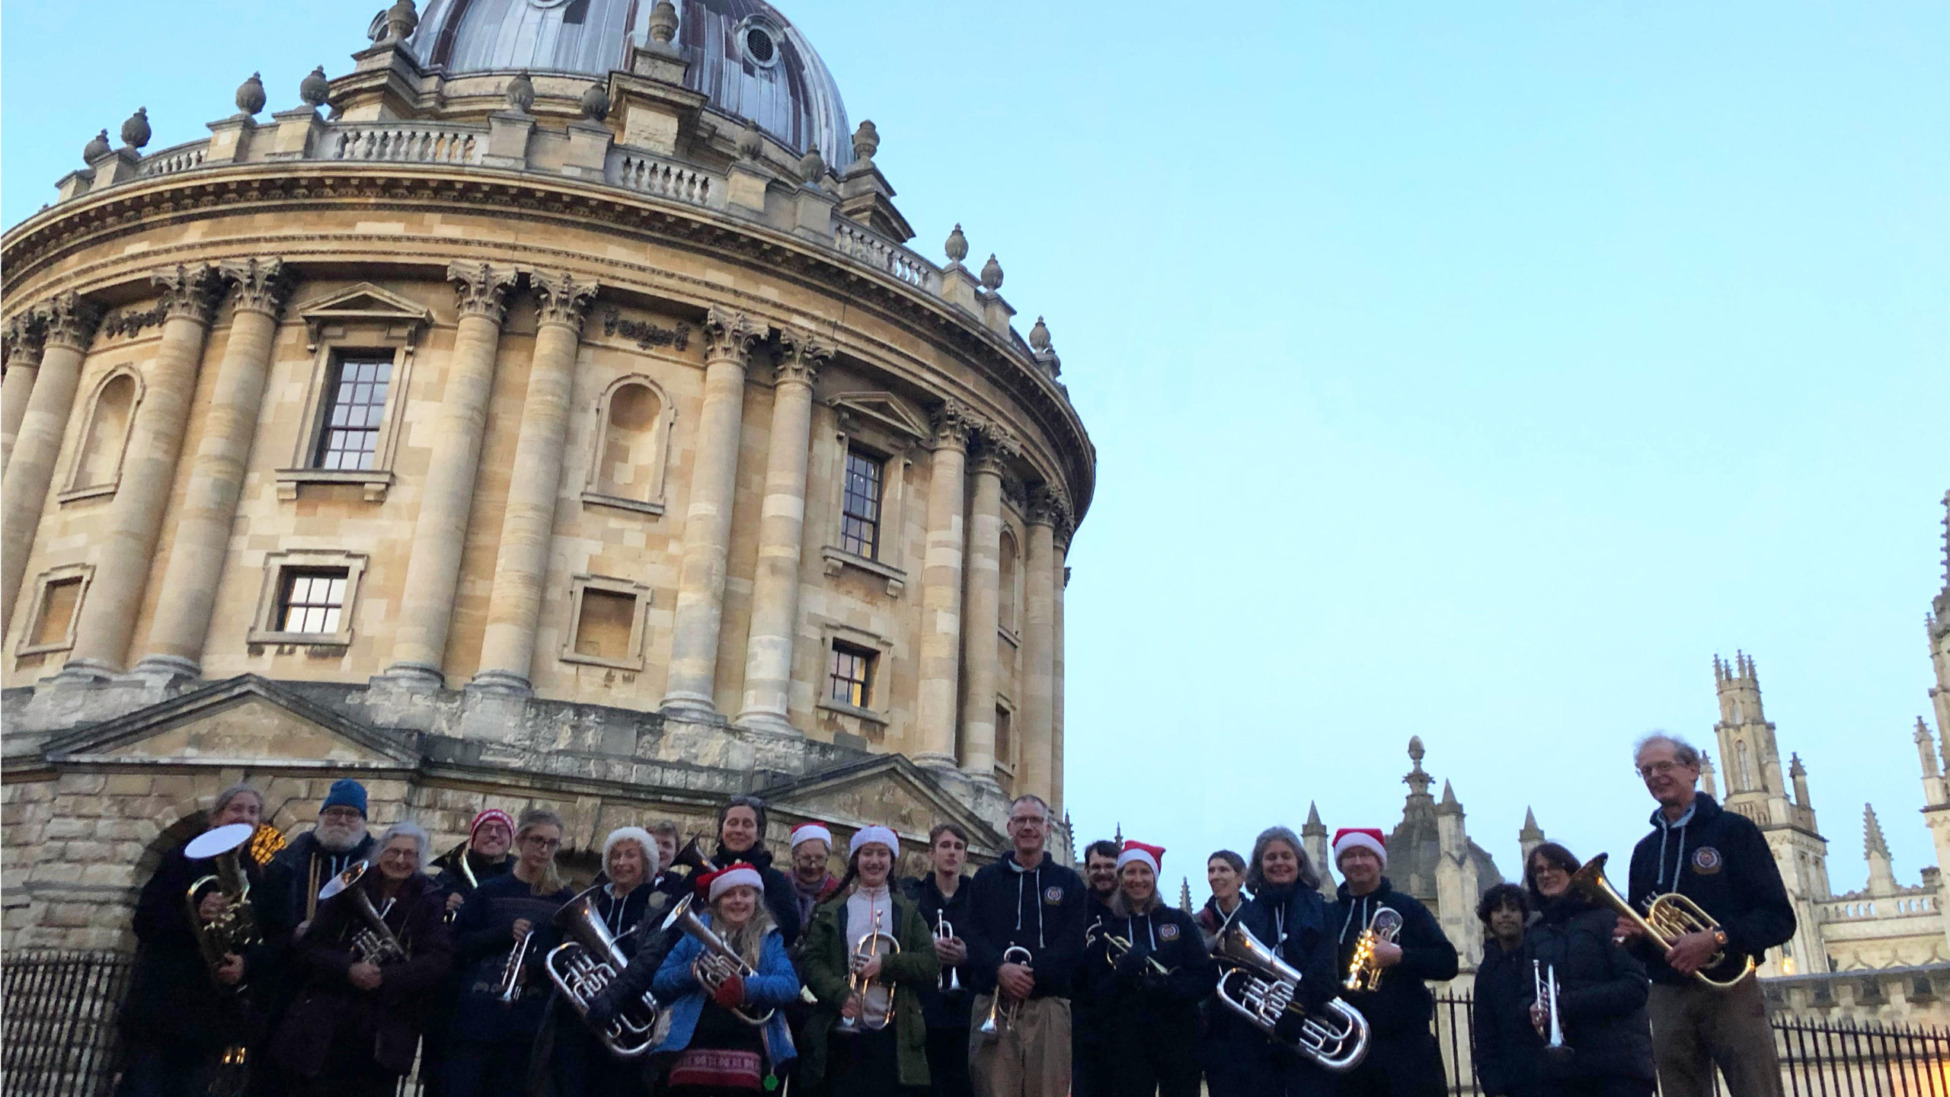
[1713,653,1831,974]
[1918,492,1950,950]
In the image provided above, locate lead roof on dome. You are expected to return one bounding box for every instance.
[409,0,853,169]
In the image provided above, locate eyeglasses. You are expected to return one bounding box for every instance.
[1008,816,1048,828]
[1637,761,1690,779]
[521,835,562,850]
[320,807,363,823]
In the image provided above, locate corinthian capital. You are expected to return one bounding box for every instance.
[152,264,226,325]
[4,309,50,367]
[1026,482,1071,529]
[930,399,975,451]
[533,271,600,332]
[447,261,520,322]
[970,423,1019,475]
[701,306,767,364]
[40,292,104,351]
[219,257,296,319]
[773,326,831,386]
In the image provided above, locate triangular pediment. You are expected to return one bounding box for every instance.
[829,391,931,443]
[41,675,416,769]
[295,283,434,349]
[763,754,1006,857]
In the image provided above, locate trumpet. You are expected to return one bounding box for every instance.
[838,908,901,1032]
[1569,852,1754,988]
[498,929,536,1004]
[1343,905,1404,992]
[670,895,777,1026]
[546,885,658,1059]
[1213,923,1370,1073]
[183,823,267,994]
[1532,960,1568,1051]
[317,860,407,965]
[977,946,1034,1039]
[935,911,962,994]
[1087,921,1170,976]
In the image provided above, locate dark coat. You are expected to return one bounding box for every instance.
[1626,793,1795,985]
[269,869,452,1077]
[448,872,573,1040]
[1520,896,1655,1085]
[260,829,376,935]
[1236,882,1341,1013]
[584,871,695,1022]
[1330,878,1459,1035]
[902,872,975,1028]
[714,843,801,948]
[119,845,268,1049]
[1082,902,1216,1027]
[796,887,942,1090]
[1473,940,1542,1097]
[430,845,512,907]
[963,852,1088,999]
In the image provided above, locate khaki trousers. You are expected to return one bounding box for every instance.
[1648,978,1783,1097]
[968,994,1070,1097]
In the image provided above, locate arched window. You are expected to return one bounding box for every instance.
[583,376,674,514]
[999,528,1020,633]
[67,371,138,495]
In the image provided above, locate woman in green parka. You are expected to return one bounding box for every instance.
[798,824,941,1097]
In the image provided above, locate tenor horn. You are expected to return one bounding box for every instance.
[1569,852,1754,988]
[317,860,406,965]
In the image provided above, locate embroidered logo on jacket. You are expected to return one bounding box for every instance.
[1043,886,1065,904]
[1691,847,1723,874]
[1157,923,1180,941]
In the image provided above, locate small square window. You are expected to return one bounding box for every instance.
[313,356,392,471]
[573,589,637,661]
[278,569,349,635]
[840,449,884,559]
[827,642,876,709]
[31,578,84,649]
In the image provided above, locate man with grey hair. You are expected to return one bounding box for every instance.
[264,778,377,935]
[1623,732,1794,1097]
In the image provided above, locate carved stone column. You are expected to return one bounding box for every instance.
[62,265,225,678]
[471,272,599,694]
[382,262,518,686]
[957,427,1014,783]
[914,402,973,768]
[1052,527,1070,812]
[661,308,766,715]
[735,327,829,731]
[1,294,100,632]
[2,311,49,468]
[1019,484,1063,802]
[133,260,295,681]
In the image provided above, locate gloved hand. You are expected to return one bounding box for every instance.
[1114,949,1150,979]
[1273,1008,1308,1044]
[712,973,745,1009]
[585,986,618,1027]
[1138,970,1169,996]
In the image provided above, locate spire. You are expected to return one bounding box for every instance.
[1303,801,1325,835]
[1699,749,1718,799]
[1113,821,1122,844]
[1865,803,1890,859]
[1436,779,1463,815]
[1179,876,1193,912]
[1919,717,1942,781]
[1790,753,1812,809]
[1518,805,1546,862]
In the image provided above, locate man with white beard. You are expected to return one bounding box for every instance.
[264,778,377,935]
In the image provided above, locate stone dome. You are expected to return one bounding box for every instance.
[409,0,853,168]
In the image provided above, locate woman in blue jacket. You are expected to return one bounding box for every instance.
[650,863,803,1095]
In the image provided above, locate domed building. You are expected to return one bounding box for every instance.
[0,0,1090,952]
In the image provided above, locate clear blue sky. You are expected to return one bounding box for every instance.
[5,2,1945,899]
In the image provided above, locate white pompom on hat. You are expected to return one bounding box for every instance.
[602,826,660,876]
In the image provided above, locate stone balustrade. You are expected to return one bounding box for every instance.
[329,122,484,165]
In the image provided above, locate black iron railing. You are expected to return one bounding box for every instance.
[2,950,134,1097]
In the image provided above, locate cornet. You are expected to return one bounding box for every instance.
[838,908,900,1032]
[935,911,962,994]
[1532,960,1568,1053]
[1213,923,1370,1073]
[977,946,1034,1039]
[317,860,407,965]
[1569,852,1755,988]
[1087,921,1170,976]
[498,929,536,1004]
[546,885,658,1058]
[1343,905,1404,992]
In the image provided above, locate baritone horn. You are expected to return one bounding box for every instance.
[1569,852,1754,988]
[1343,905,1404,992]
[1213,923,1370,1073]
[977,946,1034,1039]
[546,885,658,1058]
[316,860,407,965]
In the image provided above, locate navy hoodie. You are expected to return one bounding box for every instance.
[1233,881,1341,1013]
[1329,877,1458,1036]
[1625,792,1794,985]
[963,851,1087,999]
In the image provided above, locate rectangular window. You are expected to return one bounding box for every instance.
[573,589,638,660]
[31,578,83,648]
[827,642,876,709]
[995,706,1013,763]
[839,449,884,559]
[313,356,392,471]
[278,569,349,635]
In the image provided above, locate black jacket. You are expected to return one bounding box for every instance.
[904,872,976,1028]
[1472,940,1542,1097]
[119,846,269,1049]
[1330,878,1458,1035]
[1082,902,1216,1027]
[449,872,574,1040]
[1520,896,1655,1084]
[261,829,376,936]
[713,843,801,948]
[1626,793,1795,985]
[430,846,512,906]
[963,852,1088,999]
[1234,882,1341,1013]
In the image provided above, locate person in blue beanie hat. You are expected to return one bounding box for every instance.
[263,779,376,936]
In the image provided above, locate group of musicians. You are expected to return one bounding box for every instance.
[118,730,1794,1097]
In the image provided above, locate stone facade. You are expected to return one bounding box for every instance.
[0,1,1089,951]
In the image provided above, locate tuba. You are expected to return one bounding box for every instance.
[317,861,407,965]
[184,823,268,992]
[670,896,777,1026]
[1214,923,1370,1074]
[977,946,1034,1039]
[1342,905,1404,992]
[838,908,900,1032]
[545,886,659,1059]
[1569,852,1754,988]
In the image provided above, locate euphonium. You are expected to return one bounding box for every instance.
[671,896,777,1026]
[317,860,407,965]
[1213,923,1371,1074]
[977,946,1034,1039]
[1569,852,1755,988]
[838,908,901,1032]
[183,823,267,992]
[545,885,658,1059]
[1342,905,1404,992]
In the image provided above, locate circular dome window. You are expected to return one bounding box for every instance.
[742,23,779,67]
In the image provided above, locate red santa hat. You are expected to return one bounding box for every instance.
[790,822,833,852]
[1115,840,1166,878]
[1332,827,1388,870]
[470,808,514,840]
[697,863,765,904]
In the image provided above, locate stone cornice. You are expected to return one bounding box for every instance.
[0,164,1093,520]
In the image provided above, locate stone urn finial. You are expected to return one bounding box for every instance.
[236,72,266,117]
[505,71,535,113]
[979,253,1003,292]
[580,82,611,121]
[736,120,764,161]
[648,0,679,45]
[300,66,332,108]
[797,147,825,185]
[1028,316,1051,352]
[121,107,152,150]
[84,129,112,162]
[945,223,968,264]
[851,120,879,164]
[385,0,419,43]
